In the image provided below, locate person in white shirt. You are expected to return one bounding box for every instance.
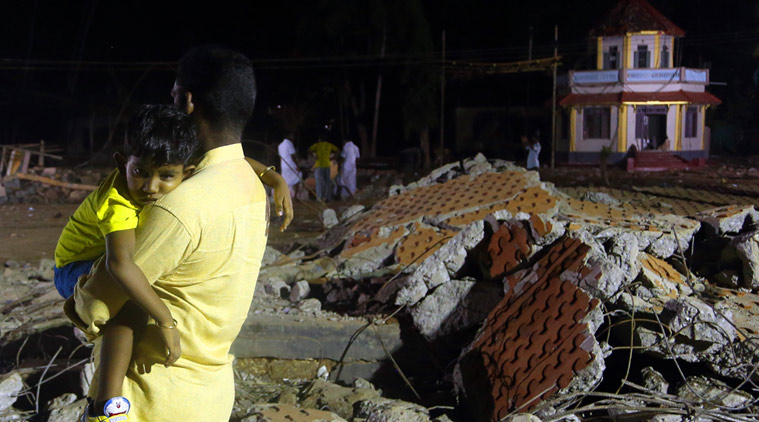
[522,134,541,170]
[338,139,360,199]
[278,135,301,198]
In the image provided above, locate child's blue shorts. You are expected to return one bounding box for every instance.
[53,260,95,299]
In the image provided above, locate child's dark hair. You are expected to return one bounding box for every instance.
[124,104,200,166]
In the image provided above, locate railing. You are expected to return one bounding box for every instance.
[570,67,709,86]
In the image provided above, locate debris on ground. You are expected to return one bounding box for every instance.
[4,155,759,421]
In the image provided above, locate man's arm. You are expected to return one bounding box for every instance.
[244,157,293,232]
[105,229,181,366]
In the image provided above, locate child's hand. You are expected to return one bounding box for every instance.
[158,326,182,367]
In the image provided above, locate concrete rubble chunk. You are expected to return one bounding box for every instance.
[582,191,620,207]
[341,204,365,221]
[263,277,291,299]
[261,245,286,267]
[696,205,759,235]
[240,403,347,422]
[434,220,484,275]
[641,367,669,394]
[571,256,625,302]
[0,372,22,413]
[664,296,736,345]
[638,253,693,298]
[46,395,85,422]
[80,360,95,396]
[503,414,543,422]
[731,229,759,290]
[394,256,449,306]
[299,379,382,420]
[295,257,338,282]
[604,232,641,283]
[409,279,501,340]
[297,298,321,313]
[322,208,339,229]
[676,376,753,409]
[289,280,311,303]
[355,397,432,422]
[634,326,699,362]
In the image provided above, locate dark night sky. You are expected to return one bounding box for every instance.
[1,0,758,159]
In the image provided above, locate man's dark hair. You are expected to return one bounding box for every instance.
[176,45,256,133]
[124,104,200,166]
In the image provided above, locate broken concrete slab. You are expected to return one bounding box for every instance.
[45,395,84,422]
[695,205,758,235]
[299,378,381,420]
[638,253,693,299]
[394,256,449,306]
[455,237,604,421]
[355,397,433,422]
[231,313,402,383]
[0,372,22,413]
[731,229,759,290]
[409,279,501,340]
[486,220,534,279]
[665,296,736,346]
[341,204,365,221]
[240,404,347,422]
[676,376,753,409]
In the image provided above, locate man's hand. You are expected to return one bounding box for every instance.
[273,177,294,232]
[158,325,182,367]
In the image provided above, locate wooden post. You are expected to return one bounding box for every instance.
[38,140,45,167]
[551,25,558,169]
[6,150,17,176]
[440,30,446,167]
[0,146,6,175]
[20,150,31,174]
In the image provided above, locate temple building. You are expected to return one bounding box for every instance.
[558,0,720,166]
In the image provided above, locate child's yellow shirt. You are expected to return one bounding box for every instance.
[54,169,140,268]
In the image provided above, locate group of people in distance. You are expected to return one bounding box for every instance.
[278,132,360,202]
[53,45,294,422]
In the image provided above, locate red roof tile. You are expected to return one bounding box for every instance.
[560,90,721,106]
[591,0,686,37]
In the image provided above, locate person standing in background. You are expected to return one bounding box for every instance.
[522,134,541,170]
[278,134,301,199]
[338,139,360,199]
[308,135,339,202]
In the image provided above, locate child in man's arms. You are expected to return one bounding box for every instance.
[55,104,199,421]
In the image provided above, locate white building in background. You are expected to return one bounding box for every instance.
[558,0,720,165]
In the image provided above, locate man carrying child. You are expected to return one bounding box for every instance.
[64,45,290,422]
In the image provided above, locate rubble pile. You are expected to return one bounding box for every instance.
[261,153,759,421]
[0,260,443,422]
[0,167,107,204]
[5,155,759,421]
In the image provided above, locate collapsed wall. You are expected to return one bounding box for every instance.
[258,154,759,421]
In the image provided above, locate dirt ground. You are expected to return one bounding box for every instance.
[0,197,342,264]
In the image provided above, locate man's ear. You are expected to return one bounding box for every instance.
[182,165,196,178]
[185,91,194,114]
[114,152,127,174]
